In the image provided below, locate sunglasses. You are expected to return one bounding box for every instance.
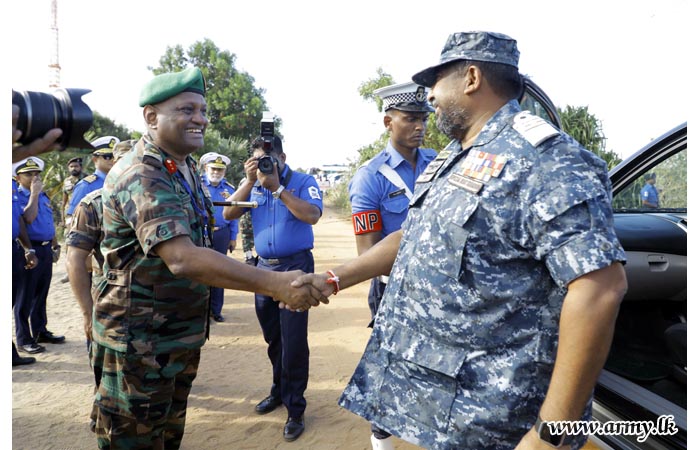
[98,154,114,160]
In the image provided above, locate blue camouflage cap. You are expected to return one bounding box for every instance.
[138,67,206,107]
[412,31,519,87]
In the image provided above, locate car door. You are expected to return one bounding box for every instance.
[590,123,687,450]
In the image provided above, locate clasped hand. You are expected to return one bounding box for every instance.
[277,272,336,312]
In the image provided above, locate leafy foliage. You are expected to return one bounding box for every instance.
[558,105,621,169]
[149,38,279,142]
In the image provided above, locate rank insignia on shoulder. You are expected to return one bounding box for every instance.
[435,149,452,160]
[84,174,98,183]
[459,151,508,182]
[512,111,559,147]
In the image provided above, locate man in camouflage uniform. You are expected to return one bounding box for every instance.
[292,31,628,449]
[62,156,85,227]
[239,203,256,265]
[92,67,325,449]
[66,140,134,432]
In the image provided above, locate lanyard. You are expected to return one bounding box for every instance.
[174,169,212,247]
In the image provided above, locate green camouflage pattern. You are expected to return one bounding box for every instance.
[65,188,105,283]
[94,136,212,355]
[239,210,254,253]
[92,343,200,449]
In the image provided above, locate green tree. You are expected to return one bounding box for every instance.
[558,105,621,169]
[149,38,279,142]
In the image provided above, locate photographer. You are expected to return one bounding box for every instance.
[11,104,63,163]
[223,135,323,442]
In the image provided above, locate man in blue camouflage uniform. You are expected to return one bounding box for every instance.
[223,135,323,442]
[199,151,239,322]
[13,156,65,354]
[349,81,437,450]
[92,67,325,450]
[292,31,628,449]
[65,136,119,225]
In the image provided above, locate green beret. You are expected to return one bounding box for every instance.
[138,67,206,107]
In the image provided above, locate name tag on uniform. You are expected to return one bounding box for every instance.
[448,173,483,194]
[388,188,406,198]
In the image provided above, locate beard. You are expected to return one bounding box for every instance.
[69,170,81,177]
[436,103,469,142]
[207,173,223,184]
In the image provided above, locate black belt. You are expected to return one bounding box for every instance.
[31,240,51,246]
[258,250,310,266]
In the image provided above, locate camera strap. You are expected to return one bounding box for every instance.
[174,170,212,248]
[279,167,293,189]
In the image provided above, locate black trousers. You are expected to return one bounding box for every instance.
[254,250,313,418]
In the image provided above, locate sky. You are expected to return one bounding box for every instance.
[5,0,691,171]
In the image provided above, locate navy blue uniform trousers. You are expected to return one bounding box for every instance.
[255,249,313,419]
[210,225,231,316]
[14,243,52,346]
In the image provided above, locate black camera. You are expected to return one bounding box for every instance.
[257,155,276,175]
[12,88,94,151]
[258,112,276,174]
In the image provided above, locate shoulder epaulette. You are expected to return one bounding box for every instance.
[83,174,98,183]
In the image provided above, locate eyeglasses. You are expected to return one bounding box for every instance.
[99,154,114,160]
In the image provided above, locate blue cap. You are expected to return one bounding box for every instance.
[412,31,519,87]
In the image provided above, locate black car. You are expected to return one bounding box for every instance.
[589,123,688,449]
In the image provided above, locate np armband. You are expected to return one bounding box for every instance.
[352,210,382,235]
[326,270,340,295]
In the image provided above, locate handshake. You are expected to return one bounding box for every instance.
[269,270,343,313]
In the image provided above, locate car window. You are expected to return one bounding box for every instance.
[612,148,687,212]
[519,77,561,129]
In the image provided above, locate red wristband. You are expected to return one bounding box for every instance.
[326,270,340,295]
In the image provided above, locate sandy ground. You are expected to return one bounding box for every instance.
[10,206,423,450]
[10,205,599,450]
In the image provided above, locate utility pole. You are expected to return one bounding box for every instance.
[48,0,61,88]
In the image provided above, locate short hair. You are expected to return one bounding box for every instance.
[251,135,284,154]
[456,60,523,100]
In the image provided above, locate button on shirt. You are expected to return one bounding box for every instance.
[349,143,437,237]
[17,185,55,241]
[202,177,239,240]
[66,170,107,215]
[247,166,323,258]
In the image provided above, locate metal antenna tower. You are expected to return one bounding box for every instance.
[48,0,61,88]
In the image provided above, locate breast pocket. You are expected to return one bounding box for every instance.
[426,188,480,280]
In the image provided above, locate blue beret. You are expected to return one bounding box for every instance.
[413,31,519,87]
[138,67,206,107]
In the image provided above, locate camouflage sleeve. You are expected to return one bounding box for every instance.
[239,211,254,252]
[527,145,626,287]
[65,200,101,253]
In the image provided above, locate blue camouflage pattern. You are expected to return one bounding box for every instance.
[338,100,626,449]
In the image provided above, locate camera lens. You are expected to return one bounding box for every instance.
[258,155,275,175]
[12,88,94,151]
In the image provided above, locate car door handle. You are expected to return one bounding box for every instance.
[647,254,669,272]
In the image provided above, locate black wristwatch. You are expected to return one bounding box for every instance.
[535,415,572,448]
